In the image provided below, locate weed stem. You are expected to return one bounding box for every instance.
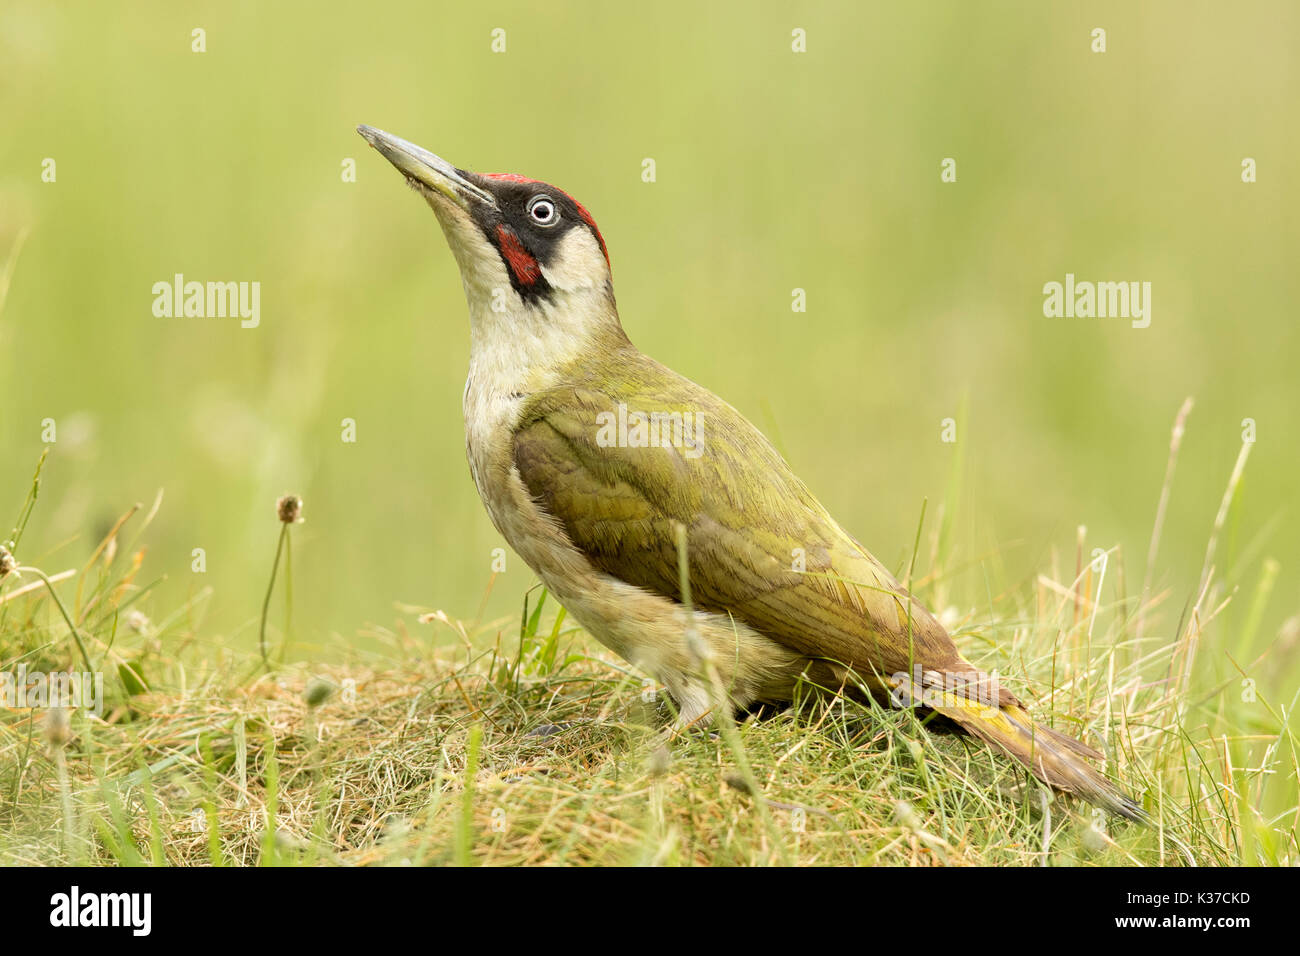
[259,524,289,672]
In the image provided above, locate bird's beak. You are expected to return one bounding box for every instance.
[357,125,497,212]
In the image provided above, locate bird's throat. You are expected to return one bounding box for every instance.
[464,283,623,395]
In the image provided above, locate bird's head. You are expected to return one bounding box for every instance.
[358,126,613,319]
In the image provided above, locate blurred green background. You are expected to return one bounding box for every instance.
[2,2,1296,684]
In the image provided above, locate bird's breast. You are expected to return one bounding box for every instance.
[462,373,524,515]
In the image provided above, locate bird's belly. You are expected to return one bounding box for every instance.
[461,385,809,717]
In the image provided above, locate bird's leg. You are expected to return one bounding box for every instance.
[672,686,715,733]
[660,672,729,740]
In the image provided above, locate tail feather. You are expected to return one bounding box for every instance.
[895,673,1148,823]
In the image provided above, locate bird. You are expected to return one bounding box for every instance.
[358,124,1147,822]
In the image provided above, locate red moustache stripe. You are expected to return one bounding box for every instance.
[496,224,542,286]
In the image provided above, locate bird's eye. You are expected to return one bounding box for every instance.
[527,195,559,226]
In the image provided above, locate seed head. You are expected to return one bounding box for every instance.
[646,745,671,778]
[0,542,15,579]
[723,772,755,796]
[893,799,923,830]
[276,495,304,524]
[1080,821,1109,855]
[304,676,336,708]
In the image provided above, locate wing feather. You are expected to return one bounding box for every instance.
[511,367,966,680]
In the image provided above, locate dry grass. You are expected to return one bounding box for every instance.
[2,555,1295,866]
[2,412,1297,866]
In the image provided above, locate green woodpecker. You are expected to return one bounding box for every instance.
[359,125,1145,821]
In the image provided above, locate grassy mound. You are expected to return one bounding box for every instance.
[2,457,1294,866]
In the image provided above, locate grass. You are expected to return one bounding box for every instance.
[3,4,1296,868]
[2,432,1297,868]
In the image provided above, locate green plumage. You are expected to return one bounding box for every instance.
[513,343,964,686]
[356,124,1146,820]
[512,342,1146,821]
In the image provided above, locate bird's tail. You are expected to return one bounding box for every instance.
[891,671,1148,823]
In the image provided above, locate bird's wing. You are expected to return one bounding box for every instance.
[511,375,966,681]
